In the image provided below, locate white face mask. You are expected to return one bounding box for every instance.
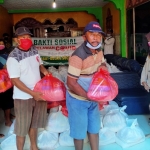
[86,41,102,49]
[107,34,111,37]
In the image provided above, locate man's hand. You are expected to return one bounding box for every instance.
[31,91,46,101]
[97,63,108,72]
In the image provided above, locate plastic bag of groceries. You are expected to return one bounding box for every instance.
[37,131,59,150]
[45,106,70,133]
[1,134,30,150]
[87,69,118,102]
[59,130,88,146]
[0,69,13,93]
[116,118,145,148]
[103,106,128,132]
[99,127,116,145]
[34,74,66,101]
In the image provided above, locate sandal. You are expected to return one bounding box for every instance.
[0,134,4,138]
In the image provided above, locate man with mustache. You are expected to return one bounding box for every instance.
[66,21,107,150]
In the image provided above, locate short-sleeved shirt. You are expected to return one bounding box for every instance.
[6,46,43,100]
[67,42,105,100]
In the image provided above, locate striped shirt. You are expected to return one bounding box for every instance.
[67,42,105,100]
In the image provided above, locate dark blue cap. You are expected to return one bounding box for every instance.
[83,21,105,35]
[15,27,33,36]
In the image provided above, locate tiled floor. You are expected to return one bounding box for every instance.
[0,108,150,150]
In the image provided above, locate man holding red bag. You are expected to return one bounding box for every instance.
[66,21,107,150]
[6,27,49,150]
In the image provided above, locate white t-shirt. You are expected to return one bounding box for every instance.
[6,46,43,100]
[104,36,115,55]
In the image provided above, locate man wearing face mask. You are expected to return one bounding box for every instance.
[66,21,107,150]
[104,29,115,55]
[6,27,49,150]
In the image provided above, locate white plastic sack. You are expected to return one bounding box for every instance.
[116,118,145,148]
[37,130,59,150]
[58,65,68,72]
[99,127,116,145]
[1,134,30,150]
[8,119,15,136]
[51,70,64,82]
[100,101,119,116]
[48,66,57,73]
[103,106,127,132]
[106,62,113,73]
[59,130,88,146]
[110,63,122,73]
[45,107,70,133]
[59,70,68,83]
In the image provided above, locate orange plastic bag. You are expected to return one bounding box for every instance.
[34,74,66,101]
[87,69,118,102]
[0,69,13,93]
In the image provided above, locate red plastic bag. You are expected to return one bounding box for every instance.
[87,69,118,102]
[61,104,68,117]
[34,74,66,101]
[47,100,66,109]
[0,69,13,93]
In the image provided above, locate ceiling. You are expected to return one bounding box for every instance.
[1,0,108,11]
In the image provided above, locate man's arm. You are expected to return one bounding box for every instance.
[11,78,45,101]
[67,76,88,99]
[40,64,49,76]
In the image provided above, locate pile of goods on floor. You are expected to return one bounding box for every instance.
[0,65,146,149]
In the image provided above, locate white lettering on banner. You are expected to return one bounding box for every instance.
[32,37,84,57]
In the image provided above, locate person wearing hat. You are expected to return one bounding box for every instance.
[6,27,49,150]
[66,21,107,150]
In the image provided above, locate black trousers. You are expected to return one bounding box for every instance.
[0,87,14,110]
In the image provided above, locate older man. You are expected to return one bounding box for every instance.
[6,27,49,150]
[66,21,107,150]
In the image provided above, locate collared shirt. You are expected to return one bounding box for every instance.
[67,42,105,100]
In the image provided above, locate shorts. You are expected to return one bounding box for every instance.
[66,91,100,139]
[14,98,47,137]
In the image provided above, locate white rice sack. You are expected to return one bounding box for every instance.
[37,130,59,150]
[110,63,122,73]
[99,127,116,145]
[45,108,70,133]
[59,130,88,147]
[58,65,68,72]
[48,66,57,73]
[103,106,127,132]
[1,134,30,150]
[51,70,63,82]
[116,118,145,148]
[8,119,15,136]
[59,70,68,83]
[100,101,119,116]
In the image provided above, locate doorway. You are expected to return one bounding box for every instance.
[127,1,150,65]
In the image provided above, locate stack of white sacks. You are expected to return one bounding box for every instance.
[1,106,88,150]
[0,65,145,149]
[99,101,145,148]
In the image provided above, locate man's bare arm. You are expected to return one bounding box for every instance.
[11,78,45,101]
[67,76,88,99]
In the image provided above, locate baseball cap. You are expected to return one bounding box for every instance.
[83,21,105,35]
[15,27,33,36]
